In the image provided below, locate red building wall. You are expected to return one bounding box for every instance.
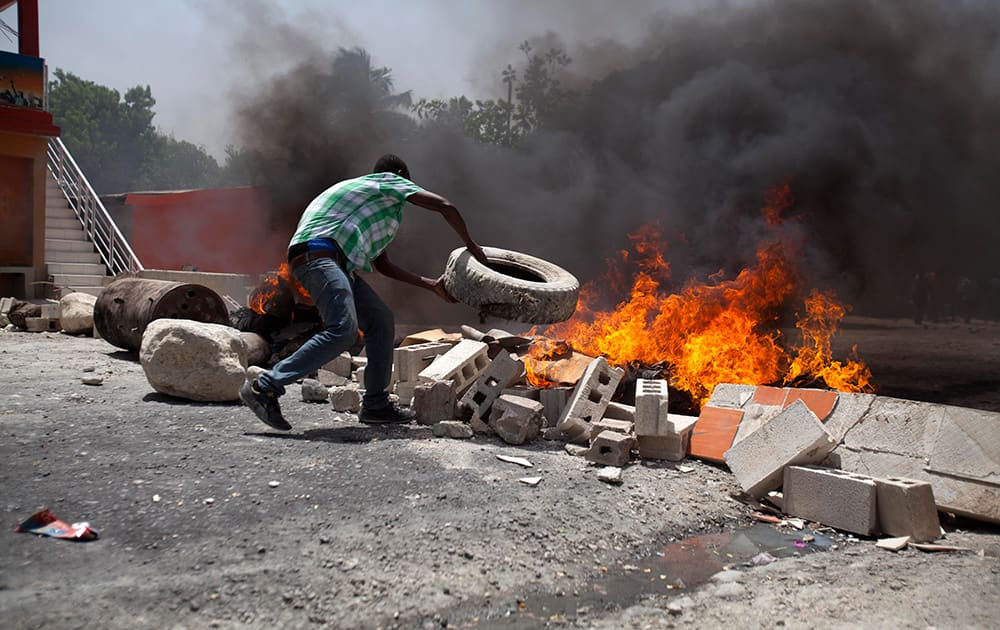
[126,187,294,276]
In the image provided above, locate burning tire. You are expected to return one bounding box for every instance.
[442,246,579,324]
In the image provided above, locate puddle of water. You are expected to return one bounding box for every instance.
[458,524,833,627]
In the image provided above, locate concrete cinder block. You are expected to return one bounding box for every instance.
[603,401,635,422]
[322,352,354,378]
[588,417,635,442]
[556,357,624,444]
[411,380,457,426]
[394,342,453,382]
[876,476,941,543]
[501,385,540,400]
[723,400,837,497]
[418,339,490,395]
[783,465,879,536]
[586,430,635,467]
[39,303,60,319]
[637,415,697,461]
[635,378,669,436]
[489,394,544,445]
[25,317,60,332]
[637,434,688,461]
[0,297,14,315]
[459,351,525,422]
[539,386,573,428]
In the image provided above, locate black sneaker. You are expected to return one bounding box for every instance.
[240,380,291,431]
[359,403,417,425]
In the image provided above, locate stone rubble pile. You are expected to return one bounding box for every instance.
[5,294,996,536]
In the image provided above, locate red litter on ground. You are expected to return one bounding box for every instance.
[15,508,99,542]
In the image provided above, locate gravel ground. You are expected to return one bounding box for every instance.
[1,317,998,629]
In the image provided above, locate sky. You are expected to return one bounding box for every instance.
[0,0,675,158]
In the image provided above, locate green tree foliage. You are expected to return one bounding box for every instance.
[48,69,239,193]
[412,41,572,146]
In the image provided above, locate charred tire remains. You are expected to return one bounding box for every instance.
[443,246,579,324]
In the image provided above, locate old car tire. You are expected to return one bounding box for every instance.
[442,247,580,324]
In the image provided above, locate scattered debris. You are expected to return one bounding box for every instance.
[15,508,99,541]
[911,543,973,553]
[268,481,280,488]
[432,420,474,439]
[518,477,542,486]
[750,551,778,565]
[597,466,623,484]
[676,465,696,474]
[875,536,911,552]
[496,454,533,468]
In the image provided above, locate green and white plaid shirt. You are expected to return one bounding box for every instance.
[289,173,424,272]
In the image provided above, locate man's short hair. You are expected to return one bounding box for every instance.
[372,154,410,180]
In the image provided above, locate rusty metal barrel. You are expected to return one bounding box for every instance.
[94,277,231,351]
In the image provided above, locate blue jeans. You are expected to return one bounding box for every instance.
[256,258,395,410]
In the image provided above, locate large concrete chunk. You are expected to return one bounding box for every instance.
[830,397,1000,523]
[139,319,247,402]
[555,357,624,444]
[418,339,489,395]
[539,386,573,427]
[723,400,836,497]
[876,477,941,543]
[459,351,525,422]
[783,465,878,536]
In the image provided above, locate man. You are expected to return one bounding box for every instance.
[241,154,488,430]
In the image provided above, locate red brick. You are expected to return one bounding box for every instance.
[689,406,744,463]
[784,389,839,422]
[753,386,787,406]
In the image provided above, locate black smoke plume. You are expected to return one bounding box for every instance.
[228,0,1000,323]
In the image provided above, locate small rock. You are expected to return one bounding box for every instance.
[300,379,330,403]
[496,454,532,468]
[750,552,778,566]
[82,366,96,373]
[597,466,623,484]
[268,481,280,488]
[81,376,103,386]
[564,444,588,456]
[710,570,743,584]
[432,421,474,439]
[713,582,746,600]
[518,477,542,486]
[204,498,215,505]
[152,494,161,503]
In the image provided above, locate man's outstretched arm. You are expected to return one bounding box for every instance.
[373,251,456,303]
[406,190,490,265]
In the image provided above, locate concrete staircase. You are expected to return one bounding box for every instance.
[44,171,108,297]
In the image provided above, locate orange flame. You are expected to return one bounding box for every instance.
[524,337,572,388]
[533,184,873,407]
[249,263,311,315]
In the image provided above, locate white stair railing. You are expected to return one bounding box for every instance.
[46,137,143,275]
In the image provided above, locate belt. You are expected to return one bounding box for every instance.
[287,248,347,270]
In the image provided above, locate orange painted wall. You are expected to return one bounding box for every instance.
[126,187,294,276]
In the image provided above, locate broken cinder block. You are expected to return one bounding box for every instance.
[637,415,697,461]
[322,352,353,378]
[783,465,878,536]
[489,394,544,445]
[394,341,452,404]
[300,378,330,403]
[418,339,489,395]
[586,430,635,467]
[411,380,457,426]
[876,476,941,543]
[556,357,624,444]
[588,417,635,443]
[539,386,573,428]
[723,400,836,497]
[25,317,60,332]
[459,351,525,423]
[329,384,361,413]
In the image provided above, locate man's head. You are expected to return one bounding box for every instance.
[372,154,410,180]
